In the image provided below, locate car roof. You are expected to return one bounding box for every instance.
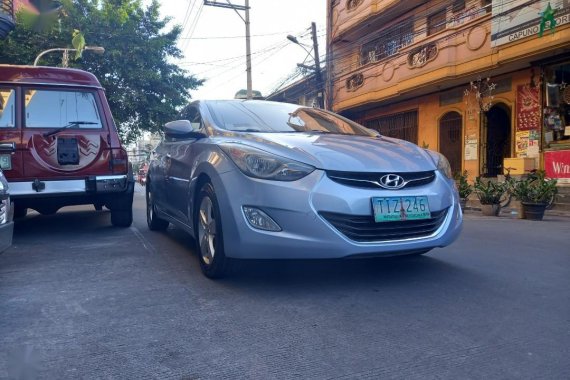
[0,65,102,88]
[196,99,307,109]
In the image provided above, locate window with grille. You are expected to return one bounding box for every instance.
[428,9,446,36]
[452,0,465,13]
[363,110,418,143]
[360,19,414,65]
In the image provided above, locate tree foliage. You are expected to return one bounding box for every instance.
[0,0,203,143]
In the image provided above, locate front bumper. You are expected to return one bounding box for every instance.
[213,169,463,259]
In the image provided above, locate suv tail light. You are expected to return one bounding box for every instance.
[110,148,129,174]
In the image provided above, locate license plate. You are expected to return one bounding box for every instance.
[372,196,431,222]
[0,154,11,170]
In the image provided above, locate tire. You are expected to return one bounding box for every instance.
[14,206,27,219]
[195,182,232,279]
[111,208,133,227]
[38,206,59,215]
[146,185,169,231]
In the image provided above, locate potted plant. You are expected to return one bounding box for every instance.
[474,177,505,216]
[511,170,557,221]
[454,171,472,211]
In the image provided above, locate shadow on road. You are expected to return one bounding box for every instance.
[10,206,476,292]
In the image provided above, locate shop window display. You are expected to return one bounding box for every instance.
[543,64,570,147]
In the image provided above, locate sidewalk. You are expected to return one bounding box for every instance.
[463,205,570,220]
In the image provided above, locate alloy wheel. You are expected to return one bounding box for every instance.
[198,196,216,265]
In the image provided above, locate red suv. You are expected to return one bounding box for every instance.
[0,65,134,226]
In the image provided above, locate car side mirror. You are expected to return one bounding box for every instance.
[164,120,206,140]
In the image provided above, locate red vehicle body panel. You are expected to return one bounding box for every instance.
[0,65,134,227]
[0,65,124,181]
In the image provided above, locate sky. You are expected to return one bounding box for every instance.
[153,0,327,100]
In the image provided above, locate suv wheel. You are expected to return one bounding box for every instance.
[111,208,133,227]
[110,188,134,228]
[14,206,27,219]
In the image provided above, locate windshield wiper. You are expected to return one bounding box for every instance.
[43,121,99,138]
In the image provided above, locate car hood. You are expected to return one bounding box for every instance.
[217,133,436,172]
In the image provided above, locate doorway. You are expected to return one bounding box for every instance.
[439,111,463,175]
[483,104,511,177]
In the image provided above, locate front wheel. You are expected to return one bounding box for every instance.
[195,182,232,279]
[146,185,169,231]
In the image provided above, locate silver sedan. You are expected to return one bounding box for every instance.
[146,100,463,278]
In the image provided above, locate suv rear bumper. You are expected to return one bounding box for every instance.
[9,175,129,198]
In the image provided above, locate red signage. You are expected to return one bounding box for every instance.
[516,85,540,131]
[544,150,570,179]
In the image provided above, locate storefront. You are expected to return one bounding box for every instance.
[541,59,570,185]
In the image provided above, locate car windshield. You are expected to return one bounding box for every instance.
[207,101,378,136]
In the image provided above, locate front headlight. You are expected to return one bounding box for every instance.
[427,150,453,179]
[220,143,315,181]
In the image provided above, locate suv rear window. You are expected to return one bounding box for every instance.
[24,89,103,129]
[0,88,16,128]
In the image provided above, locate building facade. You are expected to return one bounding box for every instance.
[328,0,570,184]
[266,69,326,107]
[0,0,38,38]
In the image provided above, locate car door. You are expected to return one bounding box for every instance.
[164,107,203,224]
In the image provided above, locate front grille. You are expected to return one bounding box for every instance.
[326,170,435,189]
[320,208,448,242]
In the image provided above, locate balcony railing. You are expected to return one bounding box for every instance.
[331,10,492,111]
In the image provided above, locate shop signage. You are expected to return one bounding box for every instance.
[516,85,540,131]
[544,150,570,182]
[491,0,570,46]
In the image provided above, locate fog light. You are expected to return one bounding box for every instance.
[242,206,281,231]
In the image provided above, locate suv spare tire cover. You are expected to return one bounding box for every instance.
[29,134,105,172]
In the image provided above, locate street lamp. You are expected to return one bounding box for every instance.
[33,46,105,67]
[286,23,324,108]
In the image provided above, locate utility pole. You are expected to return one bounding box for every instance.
[311,22,324,109]
[204,0,252,99]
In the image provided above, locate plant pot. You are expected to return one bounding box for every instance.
[516,202,526,219]
[521,202,547,221]
[481,203,501,216]
[459,198,467,211]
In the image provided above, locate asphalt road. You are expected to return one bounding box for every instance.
[1,184,569,379]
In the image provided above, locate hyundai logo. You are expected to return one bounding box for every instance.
[378,174,406,189]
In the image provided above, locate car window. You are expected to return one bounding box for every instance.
[24,89,103,129]
[180,106,203,131]
[0,88,16,128]
[207,101,377,136]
